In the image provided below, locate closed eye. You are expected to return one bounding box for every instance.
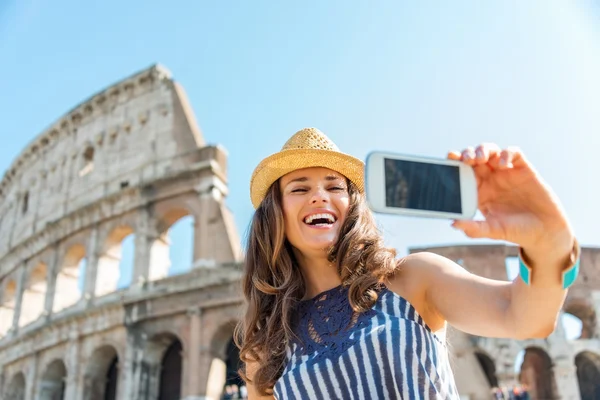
[291,188,308,193]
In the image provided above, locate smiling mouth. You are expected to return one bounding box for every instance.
[304,213,337,227]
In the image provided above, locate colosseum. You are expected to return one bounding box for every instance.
[0,64,598,400]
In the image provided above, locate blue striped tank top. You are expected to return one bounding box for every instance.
[273,284,460,399]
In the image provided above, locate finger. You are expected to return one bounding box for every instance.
[451,220,504,240]
[489,146,522,170]
[447,150,461,161]
[461,147,476,166]
[474,143,501,165]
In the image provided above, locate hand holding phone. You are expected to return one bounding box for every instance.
[366,144,574,263]
[365,151,478,220]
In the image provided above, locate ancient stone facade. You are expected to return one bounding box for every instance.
[411,244,600,400]
[1,64,598,400]
[0,65,244,400]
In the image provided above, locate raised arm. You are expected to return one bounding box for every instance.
[391,143,577,339]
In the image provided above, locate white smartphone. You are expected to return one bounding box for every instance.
[365,151,478,220]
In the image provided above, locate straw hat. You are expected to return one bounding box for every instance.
[250,127,364,208]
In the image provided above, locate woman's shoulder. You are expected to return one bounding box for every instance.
[385,251,460,332]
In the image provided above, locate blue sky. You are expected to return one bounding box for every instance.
[1,1,599,337]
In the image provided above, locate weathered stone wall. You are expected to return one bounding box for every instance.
[412,244,600,400]
[0,65,243,400]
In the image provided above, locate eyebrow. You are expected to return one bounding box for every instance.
[285,175,343,185]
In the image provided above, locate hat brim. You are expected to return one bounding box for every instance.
[250,149,365,208]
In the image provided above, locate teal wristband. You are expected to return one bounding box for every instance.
[518,240,581,289]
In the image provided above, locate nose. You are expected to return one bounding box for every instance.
[310,187,329,204]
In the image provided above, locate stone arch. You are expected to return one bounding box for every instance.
[140,332,184,400]
[53,243,86,312]
[155,208,196,278]
[5,371,26,400]
[19,261,48,327]
[39,359,67,400]
[206,320,242,400]
[563,298,596,339]
[0,278,17,335]
[96,225,135,296]
[474,350,499,388]
[83,344,120,400]
[518,346,559,400]
[575,351,600,400]
[159,338,183,400]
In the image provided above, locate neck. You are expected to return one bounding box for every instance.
[294,249,342,300]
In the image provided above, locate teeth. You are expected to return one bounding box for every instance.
[304,213,336,224]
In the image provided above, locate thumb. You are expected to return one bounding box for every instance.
[451,220,504,240]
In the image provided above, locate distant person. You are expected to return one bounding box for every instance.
[235,128,580,399]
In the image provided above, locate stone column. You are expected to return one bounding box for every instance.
[121,331,140,399]
[11,267,26,334]
[24,353,38,400]
[64,329,81,400]
[122,327,152,400]
[0,366,4,399]
[131,206,156,290]
[553,358,582,400]
[183,307,203,400]
[82,225,100,304]
[193,189,225,268]
[591,290,600,339]
[43,245,60,319]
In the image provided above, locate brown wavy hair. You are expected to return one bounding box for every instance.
[234,178,400,395]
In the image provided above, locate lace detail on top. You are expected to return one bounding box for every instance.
[274,284,460,399]
[291,285,379,363]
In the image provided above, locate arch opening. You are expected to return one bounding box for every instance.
[83,345,120,400]
[166,214,194,277]
[19,262,48,327]
[53,244,86,312]
[206,322,244,400]
[561,312,584,340]
[5,372,26,400]
[575,351,600,400]
[518,347,559,400]
[151,210,195,280]
[96,226,135,296]
[158,339,182,400]
[39,359,67,400]
[475,351,499,388]
[0,279,17,335]
[563,300,596,339]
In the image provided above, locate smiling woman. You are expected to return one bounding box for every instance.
[234,127,579,400]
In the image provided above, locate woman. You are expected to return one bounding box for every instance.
[235,127,579,399]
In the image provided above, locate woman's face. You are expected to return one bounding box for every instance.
[279,167,350,257]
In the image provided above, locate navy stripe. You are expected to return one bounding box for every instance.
[406,298,416,321]
[341,346,357,399]
[427,333,445,397]
[331,355,351,399]
[392,298,409,393]
[364,315,386,399]
[391,295,405,397]
[378,294,396,395]
[414,323,425,399]
[353,330,370,399]
[295,364,311,399]
[306,360,324,399]
[404,320,416,400]
[422,328,438,399]
[319,359,338,398]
